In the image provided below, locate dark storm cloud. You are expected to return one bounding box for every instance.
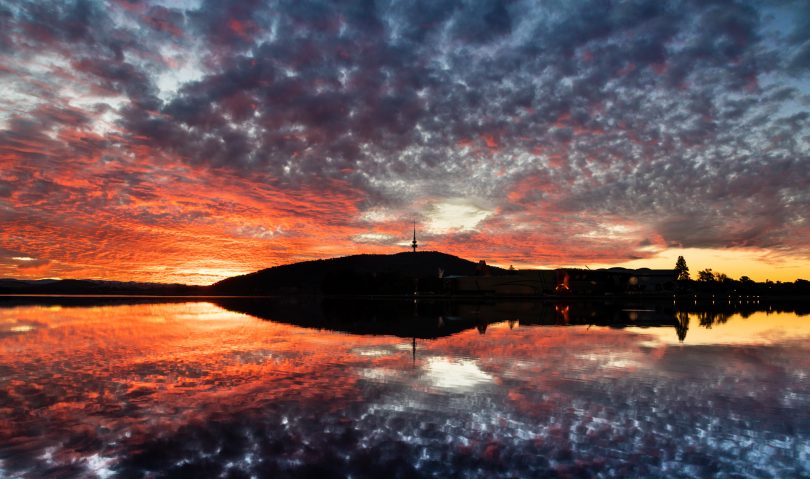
[2,0,809,266]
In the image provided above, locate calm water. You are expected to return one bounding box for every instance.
[0,299,809,478]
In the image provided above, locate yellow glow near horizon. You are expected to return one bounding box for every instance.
[13,245,810,286]
[597,247,810,282]
[192,246,808,285]
[488,247,809,282]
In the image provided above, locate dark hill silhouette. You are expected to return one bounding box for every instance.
[210,251,504,295]
[0,278,203,295]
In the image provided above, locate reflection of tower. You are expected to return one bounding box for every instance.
[411,221,418,253]
[412,299,418,365]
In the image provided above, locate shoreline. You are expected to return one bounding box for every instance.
[0,293,806,302]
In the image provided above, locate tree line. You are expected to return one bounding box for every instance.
[674,255,809,297]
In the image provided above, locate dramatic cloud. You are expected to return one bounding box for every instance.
[1,0,809,283]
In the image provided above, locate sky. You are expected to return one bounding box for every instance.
[1,0,809,285]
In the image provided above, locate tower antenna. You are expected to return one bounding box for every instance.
[411,221,418,253]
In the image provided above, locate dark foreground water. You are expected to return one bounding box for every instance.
[0,299,809,478]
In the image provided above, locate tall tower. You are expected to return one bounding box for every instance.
[411,221,418,253]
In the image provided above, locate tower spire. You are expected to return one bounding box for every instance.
[411,221,418,253]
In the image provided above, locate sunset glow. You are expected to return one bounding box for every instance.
[2,1,809,284]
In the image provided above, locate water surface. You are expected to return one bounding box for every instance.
[0,299,808,478]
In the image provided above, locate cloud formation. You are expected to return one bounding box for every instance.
[1,0,809,282]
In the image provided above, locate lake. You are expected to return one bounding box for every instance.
[0,298,808,478]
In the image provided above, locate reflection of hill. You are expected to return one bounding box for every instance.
[216,298,810,342]
[212,298,486,339]
[3,296,806,343]
[212,298,682,339]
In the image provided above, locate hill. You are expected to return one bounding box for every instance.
[0,278,203,295]
[210,251,504,295]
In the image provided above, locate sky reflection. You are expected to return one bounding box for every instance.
[629,310,810,346]
[0,301,809,478]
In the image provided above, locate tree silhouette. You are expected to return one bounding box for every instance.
[674,256,690,280]
[697,268,715,282]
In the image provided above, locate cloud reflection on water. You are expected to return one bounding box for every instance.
[0,301,808,477]
[424,357,494,391]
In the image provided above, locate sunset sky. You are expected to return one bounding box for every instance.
[1,0,809,285]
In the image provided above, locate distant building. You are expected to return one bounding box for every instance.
[603,267,675,293]
[444,269,556,295]
[443,265,675,296]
